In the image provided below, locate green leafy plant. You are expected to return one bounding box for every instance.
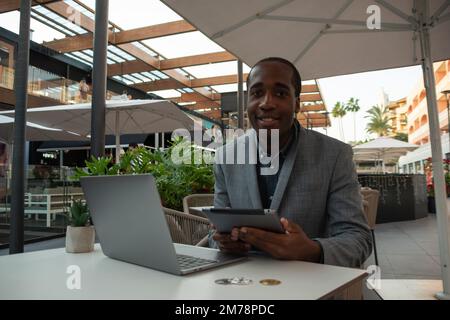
[73,156,117,178]
[72,138,215,211]
[68,200,90,227]
[424,158,450,197]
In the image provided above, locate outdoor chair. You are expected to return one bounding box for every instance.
[361,187,380,266]
[163,207,211,247]
[182,194,214,218]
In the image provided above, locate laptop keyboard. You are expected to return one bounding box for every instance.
[177,254,217,270]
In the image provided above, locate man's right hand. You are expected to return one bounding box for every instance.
[212,227,251,254]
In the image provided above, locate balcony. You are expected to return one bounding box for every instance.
[0,65,119,107]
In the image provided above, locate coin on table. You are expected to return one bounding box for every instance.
[259,279,282,286]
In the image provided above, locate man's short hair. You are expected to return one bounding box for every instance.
[247,57,302,98]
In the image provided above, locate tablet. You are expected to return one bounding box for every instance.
[203,208,285,233]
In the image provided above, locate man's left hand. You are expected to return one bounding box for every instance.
[237,218,322,262]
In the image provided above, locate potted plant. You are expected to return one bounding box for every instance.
[65,200,95,253]
[72,138,215,211]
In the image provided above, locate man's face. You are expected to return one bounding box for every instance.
[247,61,300,143]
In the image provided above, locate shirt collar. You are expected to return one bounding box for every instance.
[258,120,300,160]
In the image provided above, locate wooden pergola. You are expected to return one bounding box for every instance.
[1,0,329,127]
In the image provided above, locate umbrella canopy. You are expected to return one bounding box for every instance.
[0,99,194,137]
[0,99,195,162]
[353,137,419,159]
[163,0,450,298]
[162,0,449,79]
[353,137,419,171]
[0,115,85,143]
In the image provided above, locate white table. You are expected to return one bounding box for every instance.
[0,244,367,300]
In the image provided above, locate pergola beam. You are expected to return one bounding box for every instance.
[133,74,249,92]
[44,1,218,103]
[160,51,235,70]
[300,93,322,102]
[107,51,236,76]
[113,20,195,44]
[44,20,195,53]
[180,92,221,103]
[0,0,59,13]
[134,79,183,92]
[301,84,319,93]
[301,104,326,112]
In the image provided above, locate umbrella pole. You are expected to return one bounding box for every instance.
[115,111,120,164]
[237,59,245,129]
[90,0,109,158]
[417,0,450,299]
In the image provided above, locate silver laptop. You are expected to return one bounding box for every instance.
[80,174,246,275]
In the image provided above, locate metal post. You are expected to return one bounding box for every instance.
[9,0,31,254]
[237,60,244,129]
[115,111,120,163]
[59,150,64,180]
[416,0,450,300]
[155,133,159,150]
[90,0,109,158]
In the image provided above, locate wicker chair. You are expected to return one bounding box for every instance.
[182,194,214,218]
[361,187,380,265]
[163,207,211,247]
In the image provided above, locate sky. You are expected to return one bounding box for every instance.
[316,65,423,142]
[0,0,427,143]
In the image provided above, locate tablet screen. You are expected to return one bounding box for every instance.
[203,208,284,233]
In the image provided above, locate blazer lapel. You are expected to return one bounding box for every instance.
[270,126,302,211]
[243,130,263,209]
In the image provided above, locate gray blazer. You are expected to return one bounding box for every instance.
[212,124,372,268]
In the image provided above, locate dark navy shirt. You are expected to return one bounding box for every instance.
[256,121,299,209]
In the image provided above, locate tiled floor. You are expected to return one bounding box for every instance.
[365,214,443,280]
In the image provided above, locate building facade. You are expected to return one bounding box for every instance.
[407,60,450,146]
[388,97,408,136]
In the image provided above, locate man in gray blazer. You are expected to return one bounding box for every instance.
[212,57,372,268]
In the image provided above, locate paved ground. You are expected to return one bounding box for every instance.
[365,214,442,280]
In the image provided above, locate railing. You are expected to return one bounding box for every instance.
[0,165,84,247]
[0,65,119,105]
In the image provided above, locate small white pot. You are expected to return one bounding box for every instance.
[65,225,95,253]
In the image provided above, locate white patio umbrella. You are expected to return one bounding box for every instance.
[162,0,450,298]
[353,137,419,171]
[0,116,86,143]
[0,115,86,182]
[0,99,195,163]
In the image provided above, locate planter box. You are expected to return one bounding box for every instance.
[358,174,428,224]
[427,197,436,214]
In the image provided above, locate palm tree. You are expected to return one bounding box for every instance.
[344,97,361,142]
[332,102,347,141]
[365,105,392,137]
